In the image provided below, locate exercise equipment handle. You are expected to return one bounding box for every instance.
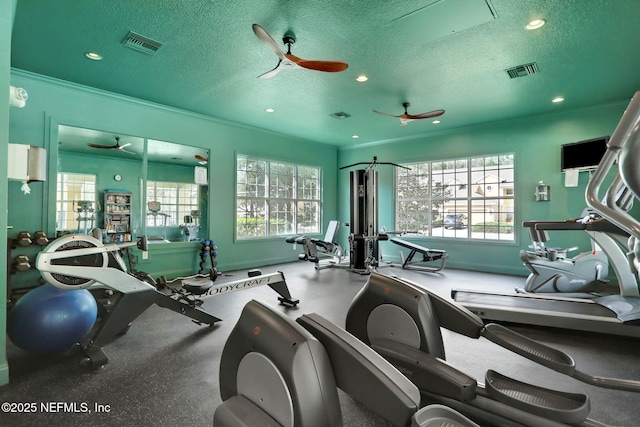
[533,222,586,231]
[572,370,640,393]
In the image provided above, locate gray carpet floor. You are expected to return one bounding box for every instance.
[0,262,639,426]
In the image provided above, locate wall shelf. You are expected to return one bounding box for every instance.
[104,190,132,242]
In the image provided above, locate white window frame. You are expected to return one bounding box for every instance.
[56,172,97,232]
[236,154,321,239]
[146,181,199,227]
[395,153,515,241]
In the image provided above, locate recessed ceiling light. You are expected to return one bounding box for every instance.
[525,19,545,30]
[432,120,441,124]
[265,108,275,113]
[85,52,103,61]
[356,75,368,82]
[552,96,565,103]
[352,135,359,139]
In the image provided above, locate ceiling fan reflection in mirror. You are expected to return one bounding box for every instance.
[195,154,208,164]
[252,24,348,79]
[373,102,445,127]
[88,137,135,154]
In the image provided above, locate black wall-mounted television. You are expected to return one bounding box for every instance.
[561,136,609,171]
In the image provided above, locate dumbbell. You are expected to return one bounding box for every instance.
[14,231,32,246]
[12,255,31,272]
[33,231,49,246]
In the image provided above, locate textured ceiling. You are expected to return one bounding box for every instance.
[11,0,640,147]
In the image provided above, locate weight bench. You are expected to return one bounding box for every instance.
[390,237,448,273]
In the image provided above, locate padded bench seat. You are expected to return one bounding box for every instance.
[390,237,448,272]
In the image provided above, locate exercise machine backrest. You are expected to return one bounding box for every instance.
[297,312,421,427]
[346,273,445,359]
[323,220,340,244]
[346,273,488,361]
[215,300,342,427]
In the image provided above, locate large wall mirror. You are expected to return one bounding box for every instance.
[56,125,209,244]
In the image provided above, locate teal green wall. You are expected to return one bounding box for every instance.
[8,70,338,275]
[5,70,338,375]
[3,44,633,387]
[338,102,629,276]
[0,0,17,386]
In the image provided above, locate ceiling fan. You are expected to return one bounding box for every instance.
[252,24,348,78]
[195,154,208,164]
[373,102,445,127]
[87,137,134,154]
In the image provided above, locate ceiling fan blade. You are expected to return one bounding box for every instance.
[195,154,208,163]
[406,109,445,120]
[119,142,132,148]
[373,110,400,118]
[257,60,285,79]
[291,56,349,73]
[375,103,445,126]
[252,24,285,60]
[119,147,136,155]
[259,56,303,78]
[88,143,116,149]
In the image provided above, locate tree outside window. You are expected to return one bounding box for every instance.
[236,154,321,239]
[396,154,515,240]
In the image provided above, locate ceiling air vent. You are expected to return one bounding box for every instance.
[330,112,351,119]
[122,31,163,55]
[505,62,539,79]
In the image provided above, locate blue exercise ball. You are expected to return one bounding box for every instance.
[8,284,98,353]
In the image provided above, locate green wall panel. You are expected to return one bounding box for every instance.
[0,0,16,385]
[337,102,629,276]
[8,71,338,279]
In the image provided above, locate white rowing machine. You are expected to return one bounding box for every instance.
[36,234,299,368]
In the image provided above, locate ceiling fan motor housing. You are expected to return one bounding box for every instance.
[282,31,296,46]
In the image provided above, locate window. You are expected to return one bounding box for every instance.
[396,154,515,240]
[56,172,97,231]
[236,154,321,239]
[146,181,199,227]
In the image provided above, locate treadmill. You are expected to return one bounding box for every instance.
[453,91,640,338]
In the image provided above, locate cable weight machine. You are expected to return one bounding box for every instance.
[341,157,410,273]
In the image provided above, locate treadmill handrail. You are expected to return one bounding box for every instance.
[533,222,586,231]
